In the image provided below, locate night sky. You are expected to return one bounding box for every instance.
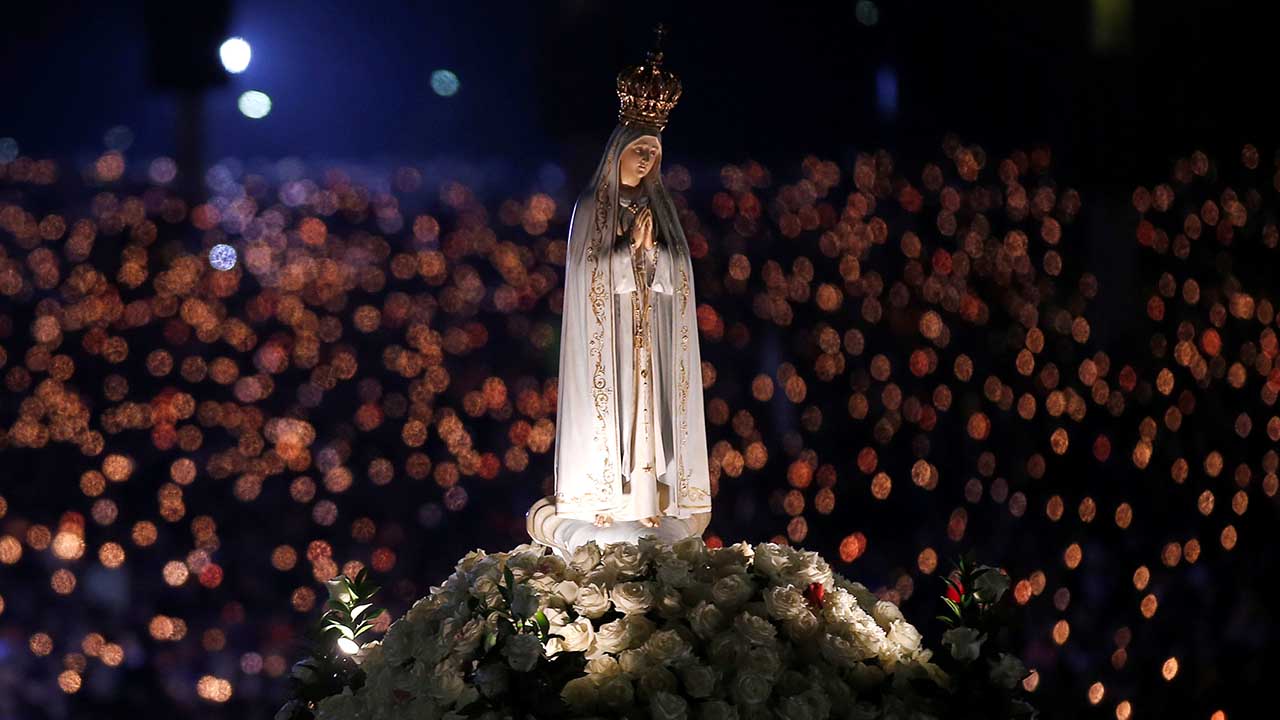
[2,2,1279,718]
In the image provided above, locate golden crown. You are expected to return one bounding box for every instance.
[617,24,682,132]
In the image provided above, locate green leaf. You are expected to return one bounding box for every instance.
[943,597,962,617]
[483,631,498,652]
[351,603,375,622]
[534,610,550,636]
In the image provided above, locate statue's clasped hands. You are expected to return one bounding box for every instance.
[631,207,655,251]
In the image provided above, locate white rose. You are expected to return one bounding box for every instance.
[942,626,984,663]
[672,536,709,566]
[604,542,648,578]
[527,573,560,596]
[639,666,679,697]
[555,580,580,604]
[763,586,809,622]
[707,631,747,666]
[544,636,566,658]
[505,548,542,577]
[426,661,467,706]
[680,663,718,698]
[887,619,922,654]
[783,610,820,641]
[642,629,693,666]
[571,542,603,573]
[751,543,789,579]
[542,606,570,629]
[627,615,657,647]
[618,649,649,675]
[733,612,778,646]
[657,558,694,588]
[989,652,1027,689]
[654,584,687,619]
[846,662,886,691]
[821,590,858,624]
[534,551,567,576]
[731,671,773,706]
[710,542,754,571]
[612,581,656,614]
[787,551,833,586]
[554,617,596,653]
[819,634,874,668]
[561,675,599,710]
[379,622,414,664]
[473,662,508,698]
[595,618,631,654]
[800,686,832,719]
[744,645,782,675]
[698,700,739,720]
[689,602,726,639]
[454,617,485,657]
[776,695,815,720]
[649,690,689,720]
[503,633,544,672]
[470,576,503,608]
[712,574,755,610]
[871,600,904,630]
[574,583,612,618]
[586,655,622,678]
[598,674,636,708]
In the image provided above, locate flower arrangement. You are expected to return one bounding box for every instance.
[290,538,1035,719]
[932,554,1038,719]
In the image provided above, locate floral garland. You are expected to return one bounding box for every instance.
[288,538,1033,720]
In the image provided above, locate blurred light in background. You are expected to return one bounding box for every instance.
[875,65,898,120]
[0,138,17,163]
[430,69,460,97]
[219,37,252,74]
[209,244,237,270]
[855,1,880,26]
[237,91,272,119]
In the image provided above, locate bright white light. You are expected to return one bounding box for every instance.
[219,37,252,74]
[209,244,237,271]
[337,637,360,655]
[238,91,272,119]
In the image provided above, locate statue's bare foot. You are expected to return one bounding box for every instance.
[639,515,661,528]
[593,513,613,528]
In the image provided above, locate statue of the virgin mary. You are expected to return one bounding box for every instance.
[528,27,712,554]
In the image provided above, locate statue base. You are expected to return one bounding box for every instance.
[525,495,711,559]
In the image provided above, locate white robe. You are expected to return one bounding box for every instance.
[610,220,676,520]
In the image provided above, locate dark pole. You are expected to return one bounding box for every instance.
[142,1,231,203]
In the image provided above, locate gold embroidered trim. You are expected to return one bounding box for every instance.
[586,172,615,502]
[677,265,691,501]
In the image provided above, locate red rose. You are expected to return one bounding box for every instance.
[805,582,826,608]
[945,578,965,603]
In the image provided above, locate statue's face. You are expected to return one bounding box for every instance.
[618,135,661,187]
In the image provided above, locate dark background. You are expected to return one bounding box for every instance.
[2,1,1279,719]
